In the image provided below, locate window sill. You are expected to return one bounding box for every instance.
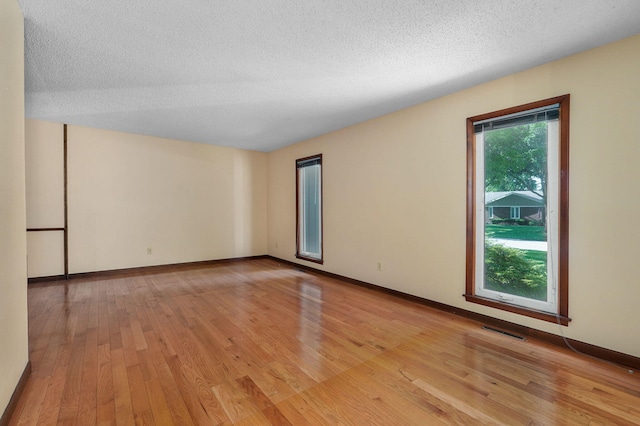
[295,254,324,265]
[464,294,571,326]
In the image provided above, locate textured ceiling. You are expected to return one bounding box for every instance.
[19,1,640,152]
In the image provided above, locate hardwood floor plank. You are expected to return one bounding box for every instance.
[143,367,175,426]
[126,364,154,425]
[129,318,148,351]
[274,392,342,425]
[75,327,98,426]
[337,365,455,425]
[95,344,115,425]
[10,258,640,425]
[166,354,228,425]
[412,377,500,425]
[56,311,88,423]
[354,358,475,424]
[35,342,72,425]
[13,376,50,426]
[106,287,123,352]
[120,324,140,369]
[369,335,537,424]
[211,381,261,423]
[111,348,135,425]
[153,359,195,426]
[235,375,273,412]
[96,294,111,348]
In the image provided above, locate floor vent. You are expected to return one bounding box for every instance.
[482,325,526,341]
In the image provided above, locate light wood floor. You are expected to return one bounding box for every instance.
[9,258,640,425]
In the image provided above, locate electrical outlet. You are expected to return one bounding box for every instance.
[147,247,152,255]
[377,262,382,271]
[275,241,279,248]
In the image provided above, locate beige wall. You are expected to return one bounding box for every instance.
[25,120,65,277]
[65,125,267,273]
[0,0,29,416]
[267,34,640,359]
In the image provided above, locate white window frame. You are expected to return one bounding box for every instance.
[474,128,557,313]
[296,155,323,263]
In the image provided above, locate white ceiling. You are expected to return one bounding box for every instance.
[19,1,640,152]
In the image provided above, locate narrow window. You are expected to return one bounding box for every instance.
[466,95,570,324]
[296,155,323,263]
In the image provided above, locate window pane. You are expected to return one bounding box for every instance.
[483,122,549,303]
[301,165,321,255]
[296,155,322,262]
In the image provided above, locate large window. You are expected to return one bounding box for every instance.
[296,155,323,263]
[465,95,570,324]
